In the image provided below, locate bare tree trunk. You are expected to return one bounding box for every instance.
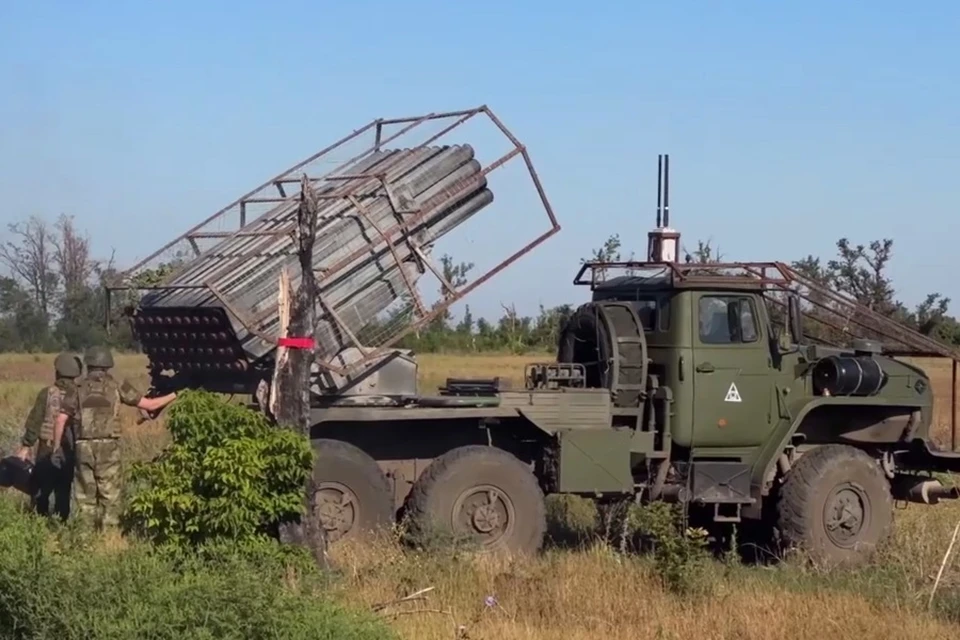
[272,175,328,569]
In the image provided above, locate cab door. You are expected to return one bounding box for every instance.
[691,292,773,448]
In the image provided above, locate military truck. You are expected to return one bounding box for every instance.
[109,112,960,566]
[304,261,960,564]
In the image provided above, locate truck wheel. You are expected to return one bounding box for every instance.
[310,439,394,544]
[404,445,547,555]
[776,444,892,567]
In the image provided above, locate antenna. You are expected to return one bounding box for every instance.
[647,153,680,262]
[656,155,663,228]
[663,153,670,228]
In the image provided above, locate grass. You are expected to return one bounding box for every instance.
[1,351,960,639]
[0,494,394,640]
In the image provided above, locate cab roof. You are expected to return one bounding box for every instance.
[577,261,768,294]
[591,273,765,295]
[574,259,960,362]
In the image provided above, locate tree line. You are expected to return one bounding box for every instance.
[0,213,957,354]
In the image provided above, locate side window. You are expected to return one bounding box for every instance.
[698,295,760,344]
[659,296,671,331]
[631,296,671,332]
[634,299,657,331]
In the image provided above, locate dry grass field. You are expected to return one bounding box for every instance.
[1,352,960,639]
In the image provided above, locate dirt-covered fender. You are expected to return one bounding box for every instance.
[750,395,926,500]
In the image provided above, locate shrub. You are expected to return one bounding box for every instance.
[625,501,711,595]
[123,389,313,547]
[0,496,394,640]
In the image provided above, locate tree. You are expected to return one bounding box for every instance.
[580,233,637,279]
[49,215,110,349]
[683,239,722,264]
[790,237,953,347]
[585,233,625,263]
[827,238,897,314]
[0,276,54,352]
[0,216,58,322]
[52,214,98,299]
[430,253,473,329]
[269,175,328,569]
[0,212,956,354]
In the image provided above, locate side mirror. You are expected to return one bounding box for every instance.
[787,294,803,345]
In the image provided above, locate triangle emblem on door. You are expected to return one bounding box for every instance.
[724,382,742,403]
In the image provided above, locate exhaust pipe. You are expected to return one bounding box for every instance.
[892,475,960,505]
[659,483,689,503]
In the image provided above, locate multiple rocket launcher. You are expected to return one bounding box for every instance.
[131,142,495,390]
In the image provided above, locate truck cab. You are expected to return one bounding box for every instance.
[562,260,956,535]
[589,271,794,454]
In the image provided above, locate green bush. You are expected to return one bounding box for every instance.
[123,389,313,547]
[625,502,711,595]
[0,496,395,640]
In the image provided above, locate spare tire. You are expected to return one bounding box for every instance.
[556,304,613,389]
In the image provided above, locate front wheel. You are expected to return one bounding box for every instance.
[776,444,893,567]
[403,445,547,555]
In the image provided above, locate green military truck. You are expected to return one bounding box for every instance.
[113,112,960,566]
[306,257,960,566]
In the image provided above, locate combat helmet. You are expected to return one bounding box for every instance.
[83,345,115,370]
[53,352,82,379]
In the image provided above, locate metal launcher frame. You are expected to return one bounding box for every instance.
[575,259,960,449]
[106,106,560,386]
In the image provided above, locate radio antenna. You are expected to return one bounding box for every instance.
[647,153,680,262]
[656,154,663,228]
[662,154,670,228]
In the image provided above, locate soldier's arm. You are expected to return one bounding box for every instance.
[52,393,76,452]
[52,412,69,453]
[15,390,48,459]
[119,379,177,414]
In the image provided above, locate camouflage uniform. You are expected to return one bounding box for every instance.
[67,346,144,530]
[19,353,81,520]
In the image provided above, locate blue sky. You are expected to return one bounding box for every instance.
[1,1,958,322]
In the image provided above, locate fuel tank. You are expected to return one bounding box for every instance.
[812,355,888,397]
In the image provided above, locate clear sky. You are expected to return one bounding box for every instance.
[1,1,958,323]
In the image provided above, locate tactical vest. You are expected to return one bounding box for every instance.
[38,385,64,442]
[77,374,122,440]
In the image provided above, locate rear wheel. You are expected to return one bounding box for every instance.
[310,439,394,544]
[776,444,892,567]
[403,445,547,555]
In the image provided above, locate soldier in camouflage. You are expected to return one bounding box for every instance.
[14,352,82,521]
[56,346,178,530]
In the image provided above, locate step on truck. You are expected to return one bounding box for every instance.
[108,111,960,566]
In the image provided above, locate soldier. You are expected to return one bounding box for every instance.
[55,345,178,531]
[14,352,82,521]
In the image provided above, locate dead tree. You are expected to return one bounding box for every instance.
[0,215,58,320]
[270,174,328,569]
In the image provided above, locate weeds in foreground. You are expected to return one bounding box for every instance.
[0,496,393,640]
[624,501,712,595]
